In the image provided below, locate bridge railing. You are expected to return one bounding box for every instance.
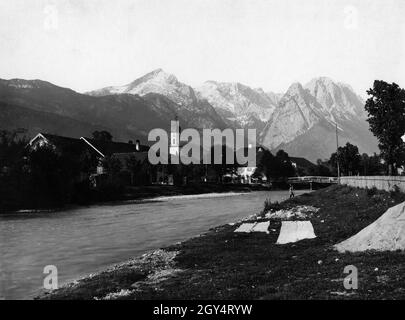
[287,176,338,184]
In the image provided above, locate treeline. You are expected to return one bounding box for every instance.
[315,142,385,177]
[0,129,299,212]
[253,143,386,179]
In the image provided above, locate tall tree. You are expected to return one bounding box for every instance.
[329,142,361,176]
[0,129,28,167]
[274,150,295,178]
[365,80,405,175]
[359,153,385,176]
[254,149,295,180]
[254,149,274,179]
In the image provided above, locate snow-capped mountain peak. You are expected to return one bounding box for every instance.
[88,68,189,102]
[195,80,278,129]
[127,68,180,89]
[304,77,366,121]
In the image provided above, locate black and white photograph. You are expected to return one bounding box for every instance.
[1,0,405,309]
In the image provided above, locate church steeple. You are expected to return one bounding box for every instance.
[169,117,180,156]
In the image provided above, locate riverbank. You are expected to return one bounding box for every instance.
[120,183,270,200]
[1,183,270,214]
[38,184,405,300]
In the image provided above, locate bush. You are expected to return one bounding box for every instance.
[366,186,378,196]
[339,186,353,195]
[260,198,282,217]
[389,184,401,198]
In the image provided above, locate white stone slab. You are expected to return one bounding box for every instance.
[276,221,316,244]
[251,221,270,234]
[234,222,257,233]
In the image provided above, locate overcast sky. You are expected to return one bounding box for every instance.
[1,0,404,95]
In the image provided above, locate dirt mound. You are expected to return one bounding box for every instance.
[335,201,405,252]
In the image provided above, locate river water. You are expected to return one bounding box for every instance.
[0,190,307,299]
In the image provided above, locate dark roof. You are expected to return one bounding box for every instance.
[41,133,81,145]
[38,133,90,155]
[30,133,149,157]
[290,157,316,168]
[79,137,149,156]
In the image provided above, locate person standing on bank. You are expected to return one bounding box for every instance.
[289,184,295,198]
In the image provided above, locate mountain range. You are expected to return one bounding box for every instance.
[87,69,226,130]
[0,70,378,161]
[261,78,377,161]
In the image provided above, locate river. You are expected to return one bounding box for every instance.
[0,190,307,299]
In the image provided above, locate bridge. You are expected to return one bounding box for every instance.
[287,176,339,187]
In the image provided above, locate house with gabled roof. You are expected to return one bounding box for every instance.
[28,133,150,184]
[29,133,92,156]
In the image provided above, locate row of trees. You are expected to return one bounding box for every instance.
[253,142,386,179]
[317,143,385,177]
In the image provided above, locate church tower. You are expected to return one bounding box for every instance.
[169,117,180,156]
